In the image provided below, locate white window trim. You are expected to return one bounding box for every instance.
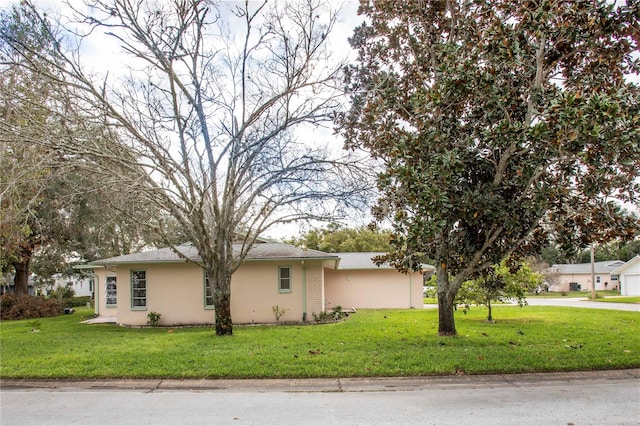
[278,265,292,293]
[105,275,117,307]
[204,271,214,309]
[131,270,147,310]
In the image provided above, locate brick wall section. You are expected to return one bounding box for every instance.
[305,263,324,317]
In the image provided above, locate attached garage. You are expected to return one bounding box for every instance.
[611,255,640,296]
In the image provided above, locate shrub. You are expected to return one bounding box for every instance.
[272,305,289,322]
[0,295,64,320]
[313,306,348,323]
[58,296,93,308]
[147,311,162,327]
[48,285,75,299]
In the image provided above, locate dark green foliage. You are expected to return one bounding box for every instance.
[0,294,63,320]
[286,224,391,252]
[340,0,640,335]
[58,296,92,309]
[456,260,543,322]
[147,311,162,327]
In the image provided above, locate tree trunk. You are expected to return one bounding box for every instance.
[210,265,233,336]
[437,291,457,336]
[487,300,493,322]
[12,248,32,296]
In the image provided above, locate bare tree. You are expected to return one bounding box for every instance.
[5,0,368,334]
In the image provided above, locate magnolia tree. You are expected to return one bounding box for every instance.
[340,1,640,335]
[4,0,370,335]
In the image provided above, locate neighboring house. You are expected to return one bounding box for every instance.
[84,242,430,327]
[44,274,94,298]
[1,273,93,298]
[545,260,625,292]
[0,273,35,296]
[611,255,640,296]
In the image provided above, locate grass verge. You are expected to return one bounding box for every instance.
[1,307,638,379]
[594,297,640,304]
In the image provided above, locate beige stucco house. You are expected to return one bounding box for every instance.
[611,255,640,296]
[545,260,625,292]
[86,242,430,327]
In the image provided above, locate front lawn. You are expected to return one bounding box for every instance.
[0,307,638,379]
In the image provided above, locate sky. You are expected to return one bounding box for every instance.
[0,0,369,240]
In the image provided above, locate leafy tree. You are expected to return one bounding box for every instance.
[5,1,369,335]
[456,260,542,322]
[286,223,391,252]
[0,3,176,294]
[540,237,640,264]
[340,1,640,335]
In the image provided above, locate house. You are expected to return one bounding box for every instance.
[325,252,431,310]
[545,260,625,292]
[610,255,640,296]
[44,274,94,298]
[84,242,429,327]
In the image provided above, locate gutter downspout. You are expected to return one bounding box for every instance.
[301,260,307,323]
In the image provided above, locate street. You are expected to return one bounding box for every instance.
[2,370,639,426]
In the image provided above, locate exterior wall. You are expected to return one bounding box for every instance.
[231,260,306,324]
[93,260,326,326]
[305,263,325,318]
[115,263,211,327]
[324,269,423,309]
[553,273,619,292]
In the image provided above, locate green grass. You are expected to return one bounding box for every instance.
[1,307,638,379]
[595,296,640,304]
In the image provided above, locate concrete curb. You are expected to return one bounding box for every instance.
[2,369,638,393]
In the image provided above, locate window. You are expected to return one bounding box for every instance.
[105,276,117,306]
[596,276,601,284]
[278,266,291,293]
[131,270,147,309]
[612,275,619,282]
[204,271,214,309]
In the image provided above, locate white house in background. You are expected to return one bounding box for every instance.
[545,260,625,292]
[611,255,640,296]
[46,274,94,297]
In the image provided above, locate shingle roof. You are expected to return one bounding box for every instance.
[551,260,625,275]
[91,243,338,265]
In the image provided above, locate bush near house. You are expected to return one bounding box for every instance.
[59,296,93,309]
[0,294,64,320]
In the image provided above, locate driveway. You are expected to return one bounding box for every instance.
[425,297,639,312]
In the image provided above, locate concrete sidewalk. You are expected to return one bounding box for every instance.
[2,369,639,393]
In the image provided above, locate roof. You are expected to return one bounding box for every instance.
[90,243,339,266]
[550,260,625,275]
[334,252,434,272]
[611,255,640,275]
